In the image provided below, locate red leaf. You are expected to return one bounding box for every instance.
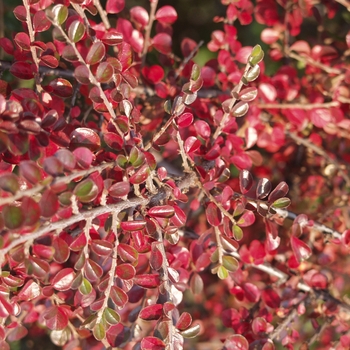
[261,288,281,308]
[39,189,59,218]
[184,136,201,154]
[117,243,138,264]
[49,78,73,98]
[110,286,128,308]
[43,306,69,331]
[21,197,41,227]
[14,32,30,51]
[176,312,192,331]
[120,220,146,231]
[206,202,222,226]
[91,240,113,256]
[73,147,94,169]
[70,128,101,152]
[85,259,103,282]
[52,237,70,263]
[148,205,175,219]
[224,334,249,350]
[155,6,178,24]
[17,280,41,301]
[291,236,312,263]
[106,0,125,14]
[177,112,193,128]
[33,11,51,32]
[130,6,149,28]
[129,164,150,184]
[115,263,136,280]
[152,33,172,54]
[139,304,163,321]
[52,268,75,291]
[10,62,35,80]
[134,274,160,289]
[141,336,166,350]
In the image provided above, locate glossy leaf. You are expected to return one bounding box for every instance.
[103,308,120,325]
[134,274,160,289]
[52,268,75,291]
[155,6,178,24]
[85,259,103,282]
[206,202,222,226]
[106,0,125,14]
[291,236,312,263]
[139,304,163,321]
[74,178,99,203]
[70,128,101,152]
[96,62,114,83]
[268,182,289,203]
[239,170,253,194]
[44,306,69,331]
[176,312,192,331]
[141,337,166,350]
[222,255,239,272]
[148,205,175,219]
[68,20,85,43]
[115,264,136,280]
[180,324,201,338]
[256,178,272,199]
[152,33,172,54]
[110,286,128,308]
[86,42,106,65]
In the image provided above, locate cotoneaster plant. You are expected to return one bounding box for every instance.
[0,0,349,349]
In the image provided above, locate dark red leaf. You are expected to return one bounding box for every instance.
[256,178,272,199]
[148,205,175,219]
[21,197,41,227]
[141,336,166,350]
[49,78,73,98]
[52,237,70,263]
[70,128,101,152]
[39,189,59,218]
[91,240,113,256]
[110,285,128,308]
[10,62,35,80]
[206,202,222,226]
[139,304,163,321]
[176,312,192,331]
[120,220,146,231]
[14,32,30,51]
[115,263,136,280]
[85,259,103,282]
[33,11,51,32]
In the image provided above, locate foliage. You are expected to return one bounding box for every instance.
[0,0,349,349]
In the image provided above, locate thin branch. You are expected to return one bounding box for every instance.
[0,162,115,206]
[23,0,42,93]
[258,101,340,110]
[270,307,298,341]
[286,131,350,186]
[141,0,158,66]
[213,62,251,139]
[49,20,124,138]
[93,0,111,30]
[287,51,342,75]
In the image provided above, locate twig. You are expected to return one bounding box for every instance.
[0,161,115,206]
[213,62,251,139]
[287,51,342,75]
[270,307,298,341]
[141,0,159,66]
[93,0,111,29]
[49,20,124,138]
[286,131,350,186]
[23,0,42,93]
[258,101,340,110]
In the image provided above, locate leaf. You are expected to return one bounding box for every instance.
[239,170,253,194]
[237,211,255,227]
[120,220,146,231]
[39,189,59,218]
[206,203,222,226]
[52,268,75,291]
[180,324,201,338]
[268,182,289,203]
[93,323,106,341]
[79,278,92,295]
[291,236,312,263]
[152,33,172,54]
[184,136,201,154]
[86,41,106,65]
[33,11,51,32]
[222,255,239,272]
[115,264,136,280]
[249,44,264,66]
[1,207,23,230]
[129,164,150,184]
[102,29,123,45]
[239,87,258,102]
[96,62,114,83]
[217,265,229,279]
[232,101,249,118]
[134,274,160,289]
[73,147,94,169]
[49,79,73,98]
[17,280,41,301]
[68,20,85,43]
[70,128,101,152]
[224,334,249,350]
[245,64,260,82]
[117,244,138,264]
[74,178,99,203]
[150,243,163,271]
[85,259,103,282]
[44,306,69,331]
[0,173,19,194]
[52,237,70,263]
[21,197,41,227]
[155,6,178,24]
[14,32,30,51]
[141,337,166,350]
[103,308,120,325]
[91,240,113,256]
[256,178,272,199]
[177,112,194,128]
[139,304,163,321]
[106,0,125,14]
[233,225,243,241]
[103,132,123,150]
[110,286,128,308]
[176,312,192,331]
[48,4,68,25]
[10,62,34,80]
[271,197,291,209]
[148,205,175,219]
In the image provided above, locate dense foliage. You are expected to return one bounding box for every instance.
[0,0,350,349]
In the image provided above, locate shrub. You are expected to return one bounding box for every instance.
[0,0,349,349]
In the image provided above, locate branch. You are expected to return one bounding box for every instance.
[257,101,340,110]
[141,0,159,66]
[286,131,350,186]
[0,162,115,206]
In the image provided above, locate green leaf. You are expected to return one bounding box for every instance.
[49,5,68,25]
[233,225,243,241]
[222,255,239,272]
[3,205,24,230]
[93,323,105,341]
[103,308,120,325]
[248,44,264,66]
[217,265,229,280]
[68,20,85,43]
[79,278,92,295]
[190,64,201,81]
[272,197,291,209]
